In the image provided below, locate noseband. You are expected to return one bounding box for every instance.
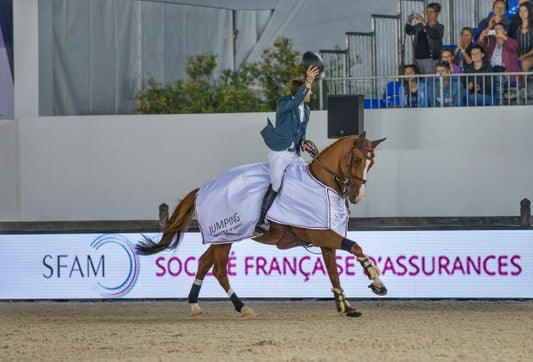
[308,138,374,199]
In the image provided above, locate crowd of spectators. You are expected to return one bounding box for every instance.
[395,0,533,107]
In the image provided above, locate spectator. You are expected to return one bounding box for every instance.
[405,3,444,74]
[463,45,495,105]
[478,22,520,79]
[515,2,533,74]
[455,27,475,67]
[478,0,511,38]
[398,64,428,108]
[427,61,464,107]
[441,49,462,73]
[509,0,533,39]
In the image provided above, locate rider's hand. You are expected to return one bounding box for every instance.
[305,66,321,84]
[302,140,319,156]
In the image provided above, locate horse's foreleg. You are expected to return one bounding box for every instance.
[321,247,340,290]
[321,247,362,317]
[212,244,255,318]
[188,245,215,317]
[297,228,387,296]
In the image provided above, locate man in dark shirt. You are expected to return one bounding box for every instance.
[405,3,445,74]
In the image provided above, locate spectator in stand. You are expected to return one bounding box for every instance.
[455,27,475,67]
[405,3,444,74]
[514,2,533,74]
[478,22,520,75]
[398,64,428,108]
[441,49,462,73]
[427,61,464,107]
[509,0,533,39]
[478,0,511,38]
[463,45,495,105]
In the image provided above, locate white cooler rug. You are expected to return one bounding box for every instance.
[195,163,348,244]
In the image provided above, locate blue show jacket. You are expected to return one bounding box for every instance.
[260,85,310,154]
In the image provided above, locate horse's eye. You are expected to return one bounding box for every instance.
[352,158,361,165]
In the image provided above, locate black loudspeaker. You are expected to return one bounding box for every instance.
[327,95,364,138]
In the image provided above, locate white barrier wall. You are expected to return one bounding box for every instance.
[0,106,532,221]
[0,120,18,220]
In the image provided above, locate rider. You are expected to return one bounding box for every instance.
[255,65,321,236]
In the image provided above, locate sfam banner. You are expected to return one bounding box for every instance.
[0,230,532,299]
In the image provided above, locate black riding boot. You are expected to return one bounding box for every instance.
[254,185,278,236]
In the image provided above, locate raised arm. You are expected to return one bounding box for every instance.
[405,14,416,35]
[276,66,320,114]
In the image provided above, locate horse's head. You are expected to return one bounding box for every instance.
[311,132,386,204]
[344,133,386,204]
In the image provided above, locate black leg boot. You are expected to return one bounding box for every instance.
[254,185,278,237]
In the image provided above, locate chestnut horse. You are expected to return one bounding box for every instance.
[136,132,387,318]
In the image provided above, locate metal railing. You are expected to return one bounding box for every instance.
[319,71,533,109]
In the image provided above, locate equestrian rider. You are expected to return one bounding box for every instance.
[255,66,321,236]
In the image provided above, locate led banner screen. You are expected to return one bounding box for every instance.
[0,230,532,299]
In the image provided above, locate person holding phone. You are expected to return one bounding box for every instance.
[478,22,519,75]
[405,3,445,74]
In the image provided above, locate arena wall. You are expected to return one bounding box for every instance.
[0,106,531,221]
[0,120,18,220]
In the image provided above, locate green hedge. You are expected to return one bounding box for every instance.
[136,37,319,114]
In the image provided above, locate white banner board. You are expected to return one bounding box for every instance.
[1,230,532,299]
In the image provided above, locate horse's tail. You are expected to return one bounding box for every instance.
[135,188,199,255]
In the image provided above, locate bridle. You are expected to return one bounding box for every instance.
[307,138,375,199]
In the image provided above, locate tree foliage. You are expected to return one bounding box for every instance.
[136,37,320,114]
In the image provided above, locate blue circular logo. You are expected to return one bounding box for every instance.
[90,234,140,297]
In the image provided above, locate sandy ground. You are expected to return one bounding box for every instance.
[0,300,532,362]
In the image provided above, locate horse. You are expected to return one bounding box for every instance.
[136,132,387,318]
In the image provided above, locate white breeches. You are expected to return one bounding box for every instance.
[267,148,304,192]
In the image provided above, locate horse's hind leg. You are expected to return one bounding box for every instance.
[188,245,215,317]
[321,247,362,317]
[212,244,256,318]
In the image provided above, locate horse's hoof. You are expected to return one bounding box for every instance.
[190,305,203,318]
[241,306,256,319]
[345,310,363,318]
[368,282,388,296]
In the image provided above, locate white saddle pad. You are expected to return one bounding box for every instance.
[195,163,348,244]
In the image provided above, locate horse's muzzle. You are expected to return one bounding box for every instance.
[349,193,363,204]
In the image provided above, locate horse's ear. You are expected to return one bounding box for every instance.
[370,137,387,149]
[355,131,367,145]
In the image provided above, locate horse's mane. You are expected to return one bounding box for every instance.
[316,135,358,158]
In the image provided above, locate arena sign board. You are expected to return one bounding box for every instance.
[0,230,532,299]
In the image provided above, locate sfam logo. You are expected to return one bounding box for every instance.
[42,234,140,297]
